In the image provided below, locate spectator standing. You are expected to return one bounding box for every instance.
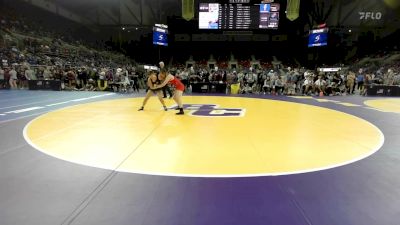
[0,66,5,88]
[9,67,18,89]
[159,61,173,98]
[346,71,356,94]
[356,68,364,93]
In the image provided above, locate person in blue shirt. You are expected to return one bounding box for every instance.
[357,69,364,93]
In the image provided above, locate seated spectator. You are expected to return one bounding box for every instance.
[242,83,253,94]
[244,72,256,88]
[82,78,96,91]
[314,75,327,96]
[303,76,314,95]
[287,81,296,95]
[118,74,131,92]
[394,72,400,85]
[385,68,395,85]
[262,76,271,94]
[273,76,284,95]
[95,71,104,90]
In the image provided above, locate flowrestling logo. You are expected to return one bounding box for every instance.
[359,12,382,20]
[171,104,246,117]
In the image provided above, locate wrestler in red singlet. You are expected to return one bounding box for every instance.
[156,70,185,115]
[169,77,185,91]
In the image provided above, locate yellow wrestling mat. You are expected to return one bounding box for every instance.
[23,96,384,177]
[364,98,400,114]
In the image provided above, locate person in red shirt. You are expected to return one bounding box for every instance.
[155,69,185,115]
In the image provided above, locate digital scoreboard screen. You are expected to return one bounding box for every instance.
[153,25,168,46]
[308,28,328,47]
[199,0,280,30]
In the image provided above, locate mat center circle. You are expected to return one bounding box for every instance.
[24,96,384,177]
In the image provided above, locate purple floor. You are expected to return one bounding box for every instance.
[0,90,399,225]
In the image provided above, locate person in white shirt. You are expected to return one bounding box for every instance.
[244,72,252,84]
[42,67,52,80]
[287,81,296,95]
[262,76,271,94]
[24,67,35,80]
[303,76,314,95]
[314,75,327,94]
[242,83,253,94]
[158,61,173,98]
[9,67,18,89]
[179,69,189,89]
[237,72,244,84]
[119,74,131,92]
[267,70,275,77]
[273,76,284,95]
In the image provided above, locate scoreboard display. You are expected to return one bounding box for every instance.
[308,28,328,47]
[153,25,168,46]
[199,0,280,30]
